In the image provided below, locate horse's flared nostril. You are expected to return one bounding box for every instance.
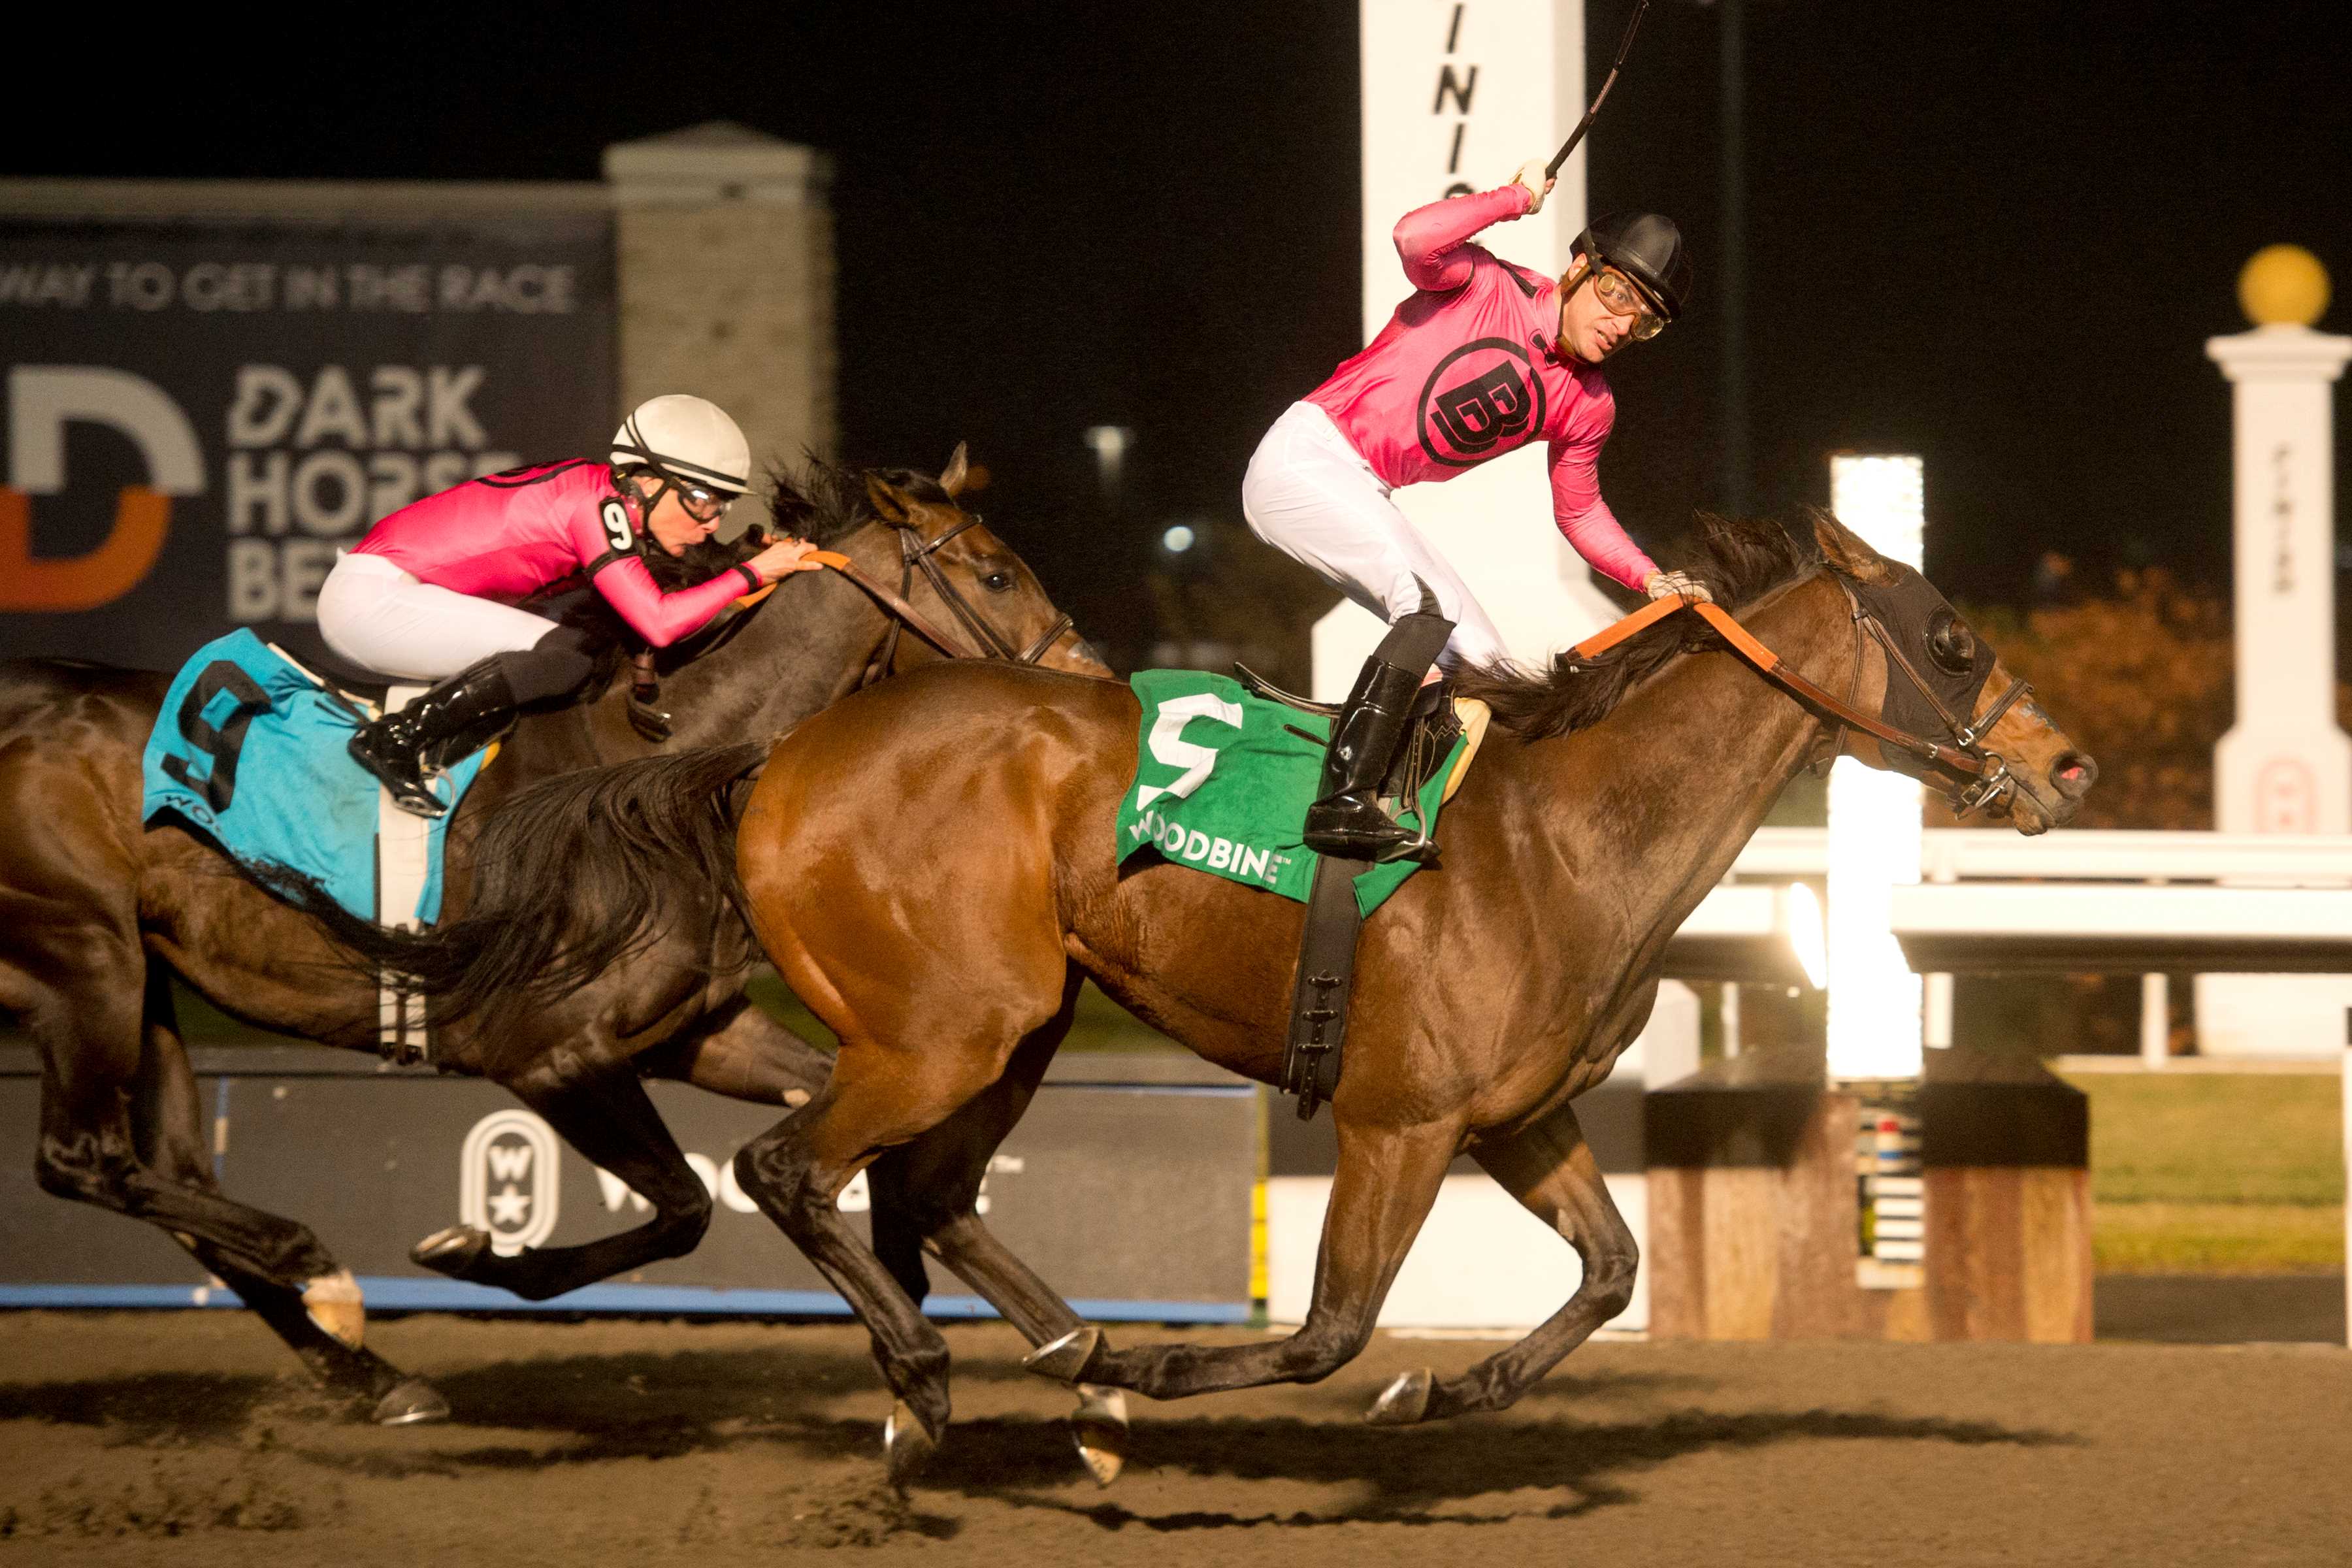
[2052,751,2097,798]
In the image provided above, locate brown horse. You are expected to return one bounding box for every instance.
[0,448,1105,1424]
[304,511,2095,1480]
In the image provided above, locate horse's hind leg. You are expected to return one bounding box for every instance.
[29,938,350,1298]
[1045,1113,1459,1402]
[732,1011,1055,1486]
[861,979,1133,1482]
[132,973,447,1423]
[1366,1100,1636,1425]
[414,1060,715,1301]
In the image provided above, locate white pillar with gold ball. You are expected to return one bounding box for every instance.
[2197,246,2352,1056]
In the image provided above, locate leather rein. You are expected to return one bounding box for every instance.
[818,514,1075,687]
[623,520,1078,738]
[1567,586,2031,819]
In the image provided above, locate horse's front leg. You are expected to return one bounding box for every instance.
[1365,1099,1636,1425]
[1035,1115,1459,1401]
[412,1062,713,1301]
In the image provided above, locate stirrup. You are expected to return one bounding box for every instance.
[349,735,447,819]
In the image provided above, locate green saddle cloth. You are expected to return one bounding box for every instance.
[1114,670,1463,919]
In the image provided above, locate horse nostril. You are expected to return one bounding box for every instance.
[2053,751,2097,796]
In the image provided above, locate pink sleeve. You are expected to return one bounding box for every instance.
[589,557,754,647]
[1393,183,1534,291]
[1548,426,1657,591]
[561,498,754,646]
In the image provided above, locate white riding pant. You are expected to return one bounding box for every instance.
[315,550,560,682]
[1241,400,1506,670]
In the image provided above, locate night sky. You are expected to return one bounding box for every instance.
[18,1,2352,643]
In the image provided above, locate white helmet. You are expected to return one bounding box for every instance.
[609,395,752,496]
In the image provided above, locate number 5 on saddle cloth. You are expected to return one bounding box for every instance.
[1113,652,1489,1120]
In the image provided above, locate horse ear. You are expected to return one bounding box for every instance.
[939,442,970,498]
[864,472,917,523]
[1812,509,1898,584]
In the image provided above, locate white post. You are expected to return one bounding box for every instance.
[1322,0,1614,696]
[2197,248,2352,1056]
[2140,973,2169,1068]
[2343,1019,2351,1347]
[1825,455,1925,1083]
[1720,981,1742,1060]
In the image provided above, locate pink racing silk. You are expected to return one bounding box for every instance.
[1304,182,1658,590]
[351,459,757,648]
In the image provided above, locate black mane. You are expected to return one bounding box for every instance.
[765,456,949,548]
[1452,513,1815,740]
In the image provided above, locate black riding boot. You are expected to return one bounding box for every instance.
[1302,607,1454,864]
[348,659,521,820]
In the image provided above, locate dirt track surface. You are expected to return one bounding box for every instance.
[1,1313,2347,1566]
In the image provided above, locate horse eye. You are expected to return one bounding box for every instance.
[983,571,1013,593]
[1927,612,1977,676]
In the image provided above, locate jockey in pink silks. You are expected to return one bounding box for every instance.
[1242,158,1704,862]
[316,394,820,817]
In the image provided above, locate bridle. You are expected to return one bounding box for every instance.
[842,512,1077,687]
[1568,580,2033,820]
[620,512,1081,740]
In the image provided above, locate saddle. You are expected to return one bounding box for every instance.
[1239,665,1490,1119]
[199,630,495,1068]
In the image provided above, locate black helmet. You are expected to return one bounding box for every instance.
[1574,212,1693,322]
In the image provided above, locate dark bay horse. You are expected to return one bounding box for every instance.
[299,512,2095,1480]
[0,448,1105,1424]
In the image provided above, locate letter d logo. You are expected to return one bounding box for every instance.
[2,366,204,611]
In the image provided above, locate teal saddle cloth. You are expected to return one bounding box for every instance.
[142,629,489,923]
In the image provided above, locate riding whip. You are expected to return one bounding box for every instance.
[1544,0,1652,182]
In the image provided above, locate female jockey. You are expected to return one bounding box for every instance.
[316,393,819,818]
[1242,159,1705,863]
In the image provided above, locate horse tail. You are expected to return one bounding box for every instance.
[245,740,770,1028]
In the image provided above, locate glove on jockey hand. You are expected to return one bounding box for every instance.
[1642,569,1713,605]
[1511,157,1556,215]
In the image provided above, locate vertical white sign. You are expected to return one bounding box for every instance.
[1825,455,1925,1083]
[1318,0,1611,696]
[2198,319,2352,1056]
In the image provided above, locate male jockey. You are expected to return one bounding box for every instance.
[317,393,820,818]
[1243,160,1705,863]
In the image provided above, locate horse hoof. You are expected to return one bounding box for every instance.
[1022,1325,1103,1384]
[1071,1383,1130,1487]
[1365,1367,1433,1426]
[882,1399,937,1489]
[302,1269,365,1350]
[412,1225,491,1277]
[372,1378,450,1426]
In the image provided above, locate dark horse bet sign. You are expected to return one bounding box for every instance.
[0,208,615,670]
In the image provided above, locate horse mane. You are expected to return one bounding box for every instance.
[765,455,950,548]
[1450,512,1817,740]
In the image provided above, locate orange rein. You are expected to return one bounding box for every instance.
[727,548,982,661]
[1567,593,1989,781]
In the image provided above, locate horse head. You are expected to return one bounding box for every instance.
[1810,511,2095,836]
[859,444,1112,678]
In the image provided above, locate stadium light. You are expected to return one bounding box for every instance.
[1826,454,1925,1082]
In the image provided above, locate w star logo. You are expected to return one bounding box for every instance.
[460,1109,561,1256]
[1416,338,1546,468]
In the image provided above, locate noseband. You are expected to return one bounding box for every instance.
[1839,581,2032,818]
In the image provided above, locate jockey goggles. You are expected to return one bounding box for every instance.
[1592,267,1667,340]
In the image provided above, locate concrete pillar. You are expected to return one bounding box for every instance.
[2197,248,2352,1056]
[1320,0,1619,696]
[603,123,836,510]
